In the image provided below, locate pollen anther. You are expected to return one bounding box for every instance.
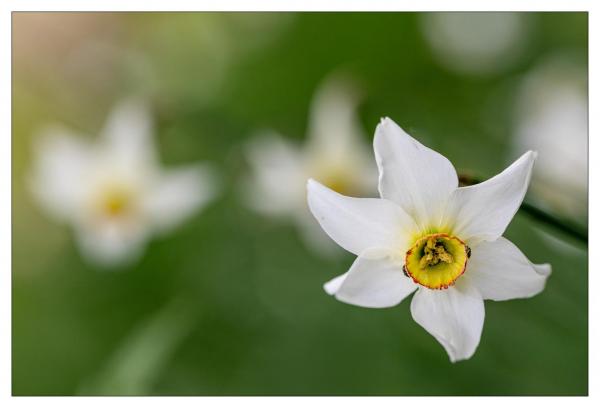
[418,236,455,268]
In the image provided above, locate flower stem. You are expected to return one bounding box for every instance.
[458,174,588,244]
[518,201,587,244]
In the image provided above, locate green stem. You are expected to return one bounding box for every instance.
[518,201,587,244]
[458,174,588,244]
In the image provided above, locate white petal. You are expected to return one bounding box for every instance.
[294,211,343,257]
[243,133,306,216]
[100,99,157,169]
[307,179,417,255]
[29,127,93,221]
[463,237,551,301]
[305,76,378,195]
[306,75,365,161]
[323,273,348,295]
[142,164,217,234]
[533,263,552,277]
[75,218,149,267]
[327,251,417,308]
[410,283,485,362]
[374,117,458,228]
[443,151,536,243]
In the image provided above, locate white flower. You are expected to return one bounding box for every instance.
[30,99,217,267]
[244,75,378,254]
[513,56,587,218]
[307,117,551,362]
[420,12,531,76]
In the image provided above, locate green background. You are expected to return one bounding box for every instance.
[12,12,588,395]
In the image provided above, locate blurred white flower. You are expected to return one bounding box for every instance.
[30,100,217,267]
[307,117,550,362]
[244,76,378,254]
[421,12,531,76]
[513,56,587,219]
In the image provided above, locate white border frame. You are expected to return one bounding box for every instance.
[2,1,595,406]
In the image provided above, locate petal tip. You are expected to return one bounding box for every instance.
[534,263,552,277]
[323,273,348,296]
[323,281,337,296]
[522,150,538,163]
[444,340,478,363]
[306,178,325,194]
[378,116,399,129]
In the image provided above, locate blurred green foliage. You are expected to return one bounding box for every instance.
[12,12,587,395]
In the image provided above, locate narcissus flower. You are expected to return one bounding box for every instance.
[307,117,550,362]
[244,76,377,254]
[513,56,587,219]
[30,99,217,267]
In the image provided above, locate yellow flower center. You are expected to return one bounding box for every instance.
[93,183,136,218]
[404,233,470,290]
[103,190,130,216]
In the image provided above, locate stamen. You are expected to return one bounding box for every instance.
[418,237,454,268]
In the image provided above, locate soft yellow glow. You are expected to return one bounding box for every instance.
[404,233,469,290]
[92,183,136,219]
[315,166,357,196]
